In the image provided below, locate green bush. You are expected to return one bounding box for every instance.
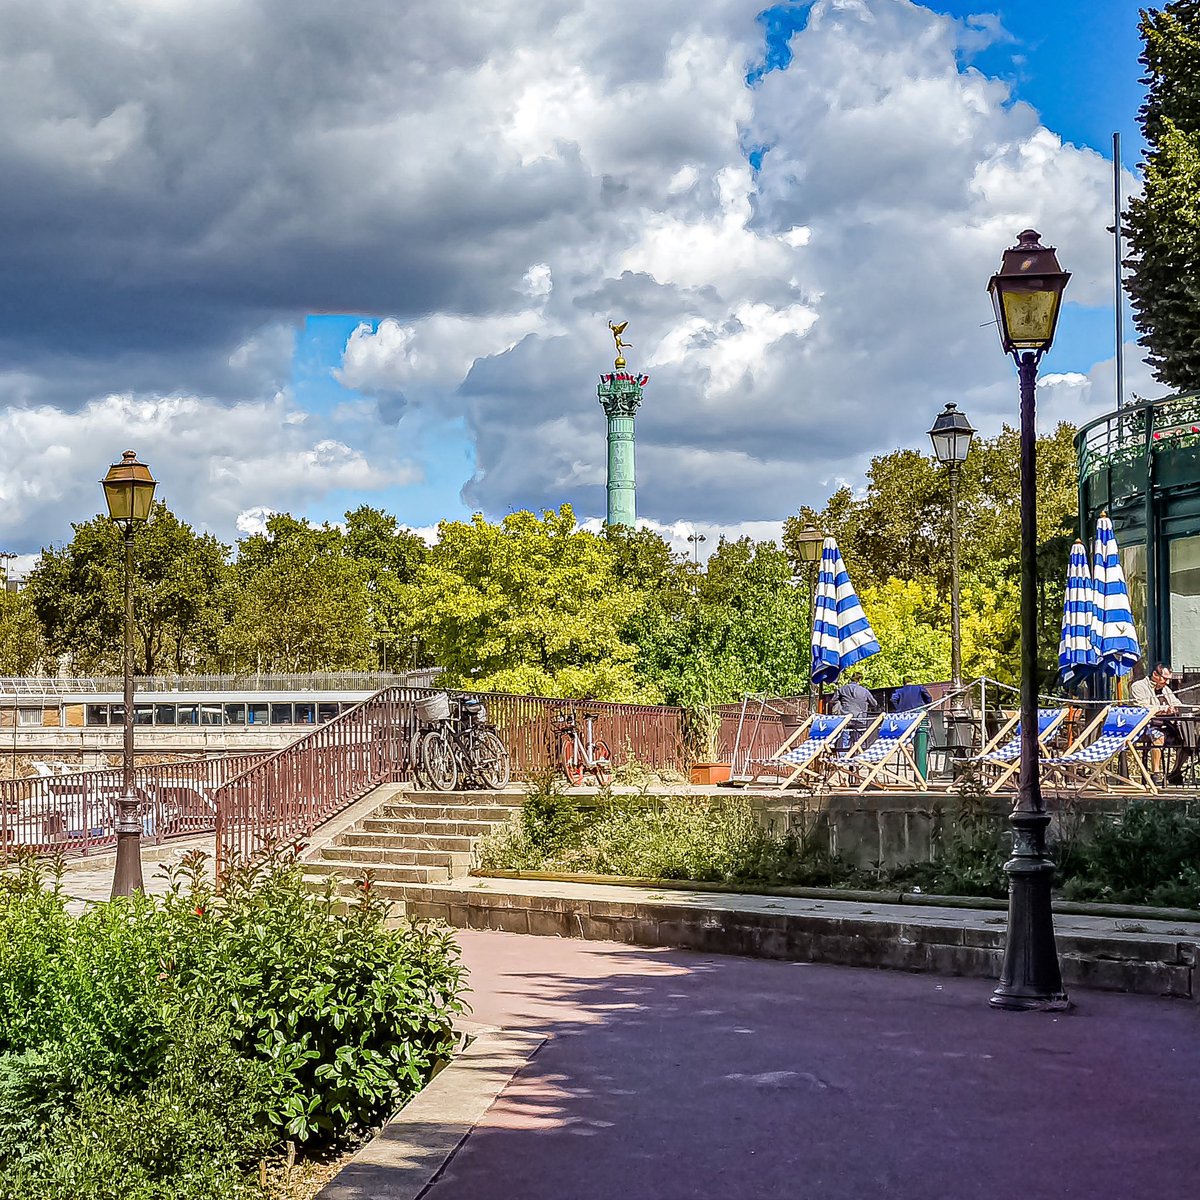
[0,847,467,1198]
[1058,800,1200,908]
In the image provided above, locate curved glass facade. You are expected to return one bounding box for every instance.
[1076,391,1200,670]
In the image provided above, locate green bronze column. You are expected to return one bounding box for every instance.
[597,320,646,529]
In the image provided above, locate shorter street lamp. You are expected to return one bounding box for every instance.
[687,530,707,565]
[986,230,1070,1011]
[101,450,157,899]
[928,403,975,694]
[793,524,825,714]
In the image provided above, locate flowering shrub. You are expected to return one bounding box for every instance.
[0,847,466,1198]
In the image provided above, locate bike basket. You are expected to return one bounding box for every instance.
[415,692,452,723]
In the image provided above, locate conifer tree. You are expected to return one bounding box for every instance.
[1125,1,1200,389]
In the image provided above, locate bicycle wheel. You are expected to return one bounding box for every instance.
[590,737,613,786]
[419,728,458,791]
[559,733,585,786]
[476,729,512,789]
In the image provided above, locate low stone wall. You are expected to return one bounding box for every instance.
[545,789,1149,872]
[397,882,1199,1000]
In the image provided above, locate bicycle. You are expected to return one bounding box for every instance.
[551,705,612,786]
[413,692,511,792]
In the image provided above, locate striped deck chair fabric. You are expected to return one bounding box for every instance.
[1043,705,1154,792]
[834,709,926,791]
[971,708,1067,792]
[768,713,852,790]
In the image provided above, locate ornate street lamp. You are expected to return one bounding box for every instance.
[986,230,1070,1011]
[794,524,825,715]
[928,403,975,694]
[100,450,157,898]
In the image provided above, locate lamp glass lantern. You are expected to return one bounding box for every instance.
[987,229,1071,355]
[794,523,825,564]
[101,450,157,524]
[928,403,975,466]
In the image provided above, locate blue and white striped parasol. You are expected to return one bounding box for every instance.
[811,537,880,686]
[1058,539,1097,686]
[1091,514,1140,677]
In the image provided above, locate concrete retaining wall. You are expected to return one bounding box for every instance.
[397,883,1199,1001]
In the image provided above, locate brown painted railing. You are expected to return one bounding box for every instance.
[214,687,418,874]
[213,687,691,873]
[0,753,267,865]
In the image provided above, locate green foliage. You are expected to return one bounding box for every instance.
[0,849,467,1197]
[0,589,49,674]
[395,505,655,700]
[343,505,429,670]
[1125,1,1200,389]
[222,514,373,673]
[1058,801,1200,908]
[785,423,1078,685]
[26,502,230,674]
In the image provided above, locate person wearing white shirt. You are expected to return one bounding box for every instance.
[1130,663,1187,784]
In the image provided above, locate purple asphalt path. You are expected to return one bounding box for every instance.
[429,930,1199,1200]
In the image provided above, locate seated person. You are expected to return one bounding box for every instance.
[832,672,880,751]
[1130,661,1190,785]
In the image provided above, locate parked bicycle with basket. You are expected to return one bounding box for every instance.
[551,704,613,786]
[413,692,511,791]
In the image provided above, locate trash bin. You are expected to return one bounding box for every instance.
[914,719,929,781]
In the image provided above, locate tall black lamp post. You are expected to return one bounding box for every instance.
[986,230,1070,1010]
[793,524,825,714]
[101,450,157,899]
[928,403,975,694]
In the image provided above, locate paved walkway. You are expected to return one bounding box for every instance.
[425,929,1200,1200]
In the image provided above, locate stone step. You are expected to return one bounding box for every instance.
[378,803,521,821]
[319,845,471,869]
[337,831,476,852]
[305,860,450,885]
[316,878,425,902]
[359,817,509,837]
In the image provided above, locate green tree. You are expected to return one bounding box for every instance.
[343,505,429,670]
[784,423,1078,684]
[26,504,230,675]
[396,506,653,700]
[223,515,372,673]
[1125,1,1200,389]
[0,589,49,674]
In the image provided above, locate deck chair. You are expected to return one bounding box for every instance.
[1042,705,1156,793]
[832,710,927,792]
[970,708,1068,793]
[752,713,857,790]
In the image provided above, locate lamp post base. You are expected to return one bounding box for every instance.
[991,810,1070,1011]
[110,794,145,899]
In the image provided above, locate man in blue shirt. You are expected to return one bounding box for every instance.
[891,680,932,711]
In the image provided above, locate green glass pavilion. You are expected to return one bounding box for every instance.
[1076,391,1200,670]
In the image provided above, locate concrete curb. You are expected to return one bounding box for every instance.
[394,879,1200,1001]
[316,1024,545,1200]
[471,868,1200,923]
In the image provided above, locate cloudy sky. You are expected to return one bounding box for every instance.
[0,0,1156,567]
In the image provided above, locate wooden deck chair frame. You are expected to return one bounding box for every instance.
[1042,705,1158,795]
[830,713,924,793]
[977,708,1068,794]
[746,713,856,790]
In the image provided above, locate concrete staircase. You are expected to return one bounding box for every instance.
[303,784,522,898]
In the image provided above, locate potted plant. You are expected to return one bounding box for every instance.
[685,700,731,785]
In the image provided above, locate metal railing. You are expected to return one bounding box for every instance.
[0,753,267,865]
[0,670,440,697]
[214,687,417,873]
[213,688,692,873]
[1076,391,1200,484]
